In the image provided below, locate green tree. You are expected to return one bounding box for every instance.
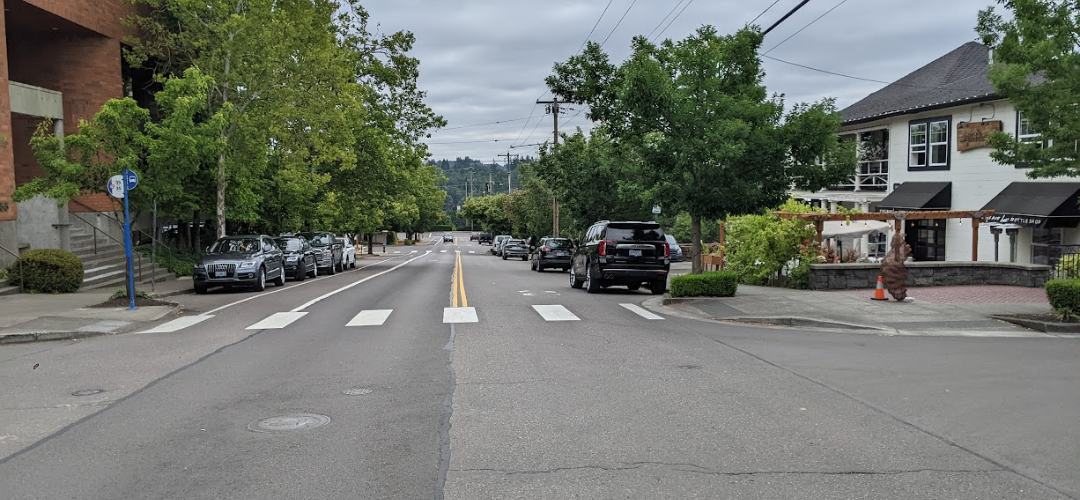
[976,0,1080,176]
[547,26,855,273]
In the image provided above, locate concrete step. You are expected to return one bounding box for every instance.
[82,272,168,291]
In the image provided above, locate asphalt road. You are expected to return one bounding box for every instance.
[1,232,1077,499]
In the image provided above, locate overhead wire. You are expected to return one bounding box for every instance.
[437,116,532,132]
[749,0,782,26]
[653,0,696,42]
[762,54,991,92]
[577,0,615,54]
[646,0,686,40]
[763,0,850,55]
[600,0,639,47]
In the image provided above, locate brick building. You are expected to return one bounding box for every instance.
[0,0,139,266]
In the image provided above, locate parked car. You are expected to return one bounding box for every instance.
[443,232,455,242]
[469,231,479,241]
[275,235,317,281]
[491,235,511,255]
[194,234,285,294]
[478,232,493,244]
[336,235,357,269]
[298,231,344,275]
[664,234,684,262]
[570,220,670,295]
[501,238,529,260]
[531,237,573,272]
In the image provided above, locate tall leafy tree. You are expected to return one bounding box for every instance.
[547,26,855,273]
[976,0,1080,176]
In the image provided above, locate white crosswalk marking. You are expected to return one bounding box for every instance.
[441,250,447,253]
[443,307,478,323]
[140,315,213,333]
[620,303,664,320]
[346,309,393,326]
[394,251,401,254]
[532,305,579,321]
[468,251,475,254]
[246,312,308,330]
[410,250,418,254]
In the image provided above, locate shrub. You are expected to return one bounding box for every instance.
[1054,254,1080,279]
[788,262,810,289]
[0,267,7,285]
[1045,279,1080,320]
[136,245,198,277]
[403,239,415,246]
[669,271,738,297]
[109,288,154,301]
[7,249,84,293]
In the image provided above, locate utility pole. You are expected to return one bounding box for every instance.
[503,152,519,193]
[537,97,563,235]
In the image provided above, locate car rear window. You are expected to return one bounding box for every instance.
[276,238,303,252]
[605,226,664,241]
[546,239,572,248]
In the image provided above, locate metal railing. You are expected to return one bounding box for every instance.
[0,243,25,292]
[1043,244,1080,279]
[67,199,144,283]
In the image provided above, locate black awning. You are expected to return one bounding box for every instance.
[876,182,951,211]
[982,182,1080,227]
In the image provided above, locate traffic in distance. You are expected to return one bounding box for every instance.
[476,220,685,295]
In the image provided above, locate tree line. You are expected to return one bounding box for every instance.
[14,0,449,252]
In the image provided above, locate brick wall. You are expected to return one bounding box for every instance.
[0,0,15,222]
[23,0,137,40]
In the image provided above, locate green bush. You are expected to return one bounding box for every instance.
[403,239,415,246]
[7,249,84,293]
[788,262,810,289]
[0,267,7,285]
[669,271,738,297]
[1046,279,1080,319]
[136,245,199,277]
[1054,254,1080,279]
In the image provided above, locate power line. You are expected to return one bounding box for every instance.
[577,0,615,54]
[427,139,507,145]
[762,54,991,92]
[763,0,850,55]
[749,0,782,25]
[762,0,811,36]
[517,112,549,147]
[600,0,639,47]
[437,116,532,132]
[653,0,695,42]
[646,0,685,40]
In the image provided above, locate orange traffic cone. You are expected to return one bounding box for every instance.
[871,275,887,301]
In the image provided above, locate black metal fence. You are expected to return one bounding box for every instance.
[1043,244,1080,279]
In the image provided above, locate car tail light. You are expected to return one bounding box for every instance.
[541,246,550,252]
[598,239,616,256]
[664,242,671,258]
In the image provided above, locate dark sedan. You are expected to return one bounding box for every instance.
[275,236,317,281]
[194,235,285,294]
[298,231,343,275]
[531,237,573,272]
[501,238,529,260]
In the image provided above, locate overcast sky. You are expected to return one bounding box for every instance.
[360,0,997,163]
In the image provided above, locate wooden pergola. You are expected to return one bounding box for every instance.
[773,210,996,262]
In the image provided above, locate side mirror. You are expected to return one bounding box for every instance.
[263,244,274,252]
[205,246,211,254]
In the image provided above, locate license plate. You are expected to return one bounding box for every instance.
[554,251,566,256]
[215,271,227,278]
[629,249,642,257]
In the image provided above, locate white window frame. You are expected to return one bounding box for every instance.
[908,117,951,170]
[1017,111,1051,149]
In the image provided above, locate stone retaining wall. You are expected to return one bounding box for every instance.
[809,262,1051,290]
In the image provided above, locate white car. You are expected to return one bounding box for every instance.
[336,236,357,269]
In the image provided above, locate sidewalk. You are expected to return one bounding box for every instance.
[658,270,1059,337]
[0,277,191,344]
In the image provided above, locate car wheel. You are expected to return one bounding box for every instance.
[351,259,356,269]
[328,262,336,275]
[650,279,666,295]
[521,256,527,261]
[585,265,601,294]
[627,284,641,291]
[272,268,286,287]
[502,254,507,260]
[309,263,318,278]
[537,264,544,272]
[253,267,266,292]
[570,266,584,289]
[295,266,305,282]
[194,283,208,295]
[530,260,537,271]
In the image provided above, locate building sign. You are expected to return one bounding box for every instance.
[986,213,1045,227]
[956,120,1003,151]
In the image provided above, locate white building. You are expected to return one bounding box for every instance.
[794,42,1080,265]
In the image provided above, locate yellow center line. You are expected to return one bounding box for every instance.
[457,251,468,307]
[452,251,460,308]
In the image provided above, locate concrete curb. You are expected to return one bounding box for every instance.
[0,303,181,344]
[991,314,1080,334]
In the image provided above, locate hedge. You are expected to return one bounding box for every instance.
[7,249,84,293]
[1045,279,1080,319]
[669,270,738,297]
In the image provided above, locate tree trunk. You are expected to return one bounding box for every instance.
[180,220,190,253]
[193,209,202,254]
[216,148,227,239]
[690,215,703,274]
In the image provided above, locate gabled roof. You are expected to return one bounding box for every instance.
[840,42,998,126]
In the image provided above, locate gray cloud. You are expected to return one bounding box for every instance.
[361,0,995,162]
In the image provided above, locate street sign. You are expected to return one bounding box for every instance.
[125,170,139,190]
[107,175,125,198]
[652,205,661,215]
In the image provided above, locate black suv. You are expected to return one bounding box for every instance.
[570,221,670,294]
[477,232,493,244]
[297,231,344,275]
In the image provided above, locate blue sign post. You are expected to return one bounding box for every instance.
[121,168,137,310]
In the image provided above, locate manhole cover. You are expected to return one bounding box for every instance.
[247,413,330,433]
[343,388,373,396]
[71,389,105,397]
